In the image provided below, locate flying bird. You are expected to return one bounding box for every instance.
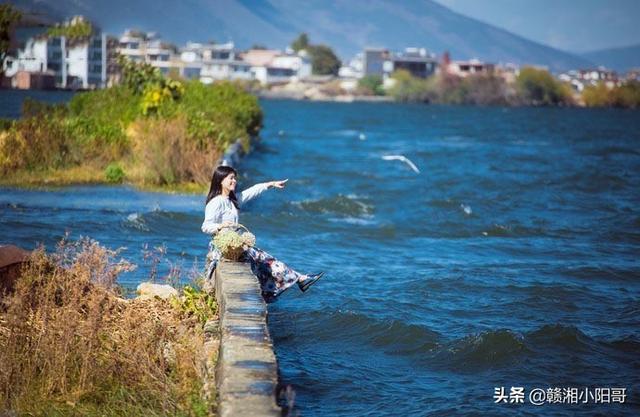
[381,155,420,174]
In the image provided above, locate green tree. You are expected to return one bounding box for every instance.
[612,80,640,108]
[291,33,309,52]
[516,67,572,106]
[387,70,437,102]
[0,4,22,77]
[47,19,93,41]
[308,44,341,75]
[583,80,640,108]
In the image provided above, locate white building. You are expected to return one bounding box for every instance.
[66,34,108,88]
[359,47,437,79]
[558,67,620,92]
[241,48,311,85]
[182,41,253,82]
[4,33,109,89]
[447,59,495,78]
[117,32,260,83]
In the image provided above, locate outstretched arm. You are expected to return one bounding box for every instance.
[238,179,288,206]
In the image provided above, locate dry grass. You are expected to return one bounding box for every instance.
[127,117,222,187]
[0,165,106,188]
[0,238,215,416]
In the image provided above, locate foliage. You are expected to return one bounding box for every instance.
[458,74,513,105]
[308,44,341,75]
[387,70,521,106]
[118,55,165,95]
[22,96,68,118]
[357,74,385,96]
[583,80,640,108]
[387,70,437,102]
[0,118,13,131]
[291,33,309,52]
[171,285,217,326]
[516,67,573,106]
[141,79,184,116]
[47,19,93,41]
[2,58,262,190]
[66,87,138,164]
[104,163,125,183]
[0,3,22,77]
[0,239,213,416]
[179,80,262,151]
[0,111,78,174]
[128,116,220,185]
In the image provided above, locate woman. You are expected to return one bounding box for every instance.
[202,165,323,302]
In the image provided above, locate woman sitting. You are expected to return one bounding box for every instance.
[202,165,323,302]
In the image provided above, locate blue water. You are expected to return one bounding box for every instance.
[1,91,640,416]
[0,89,76,119]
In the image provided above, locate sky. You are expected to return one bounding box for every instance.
[434,0,640,52]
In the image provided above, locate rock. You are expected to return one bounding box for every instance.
[136,282,178,300]
[0,245,30,295]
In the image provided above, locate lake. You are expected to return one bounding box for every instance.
[1,90,639,416]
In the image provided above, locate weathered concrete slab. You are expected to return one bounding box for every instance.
[214,260,281,417]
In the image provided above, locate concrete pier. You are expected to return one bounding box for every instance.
[213,260,281,417]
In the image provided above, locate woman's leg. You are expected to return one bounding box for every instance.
[244,247,305,300]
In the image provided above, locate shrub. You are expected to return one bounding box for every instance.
[583,80,640,108]
[463,74,514,105]
[388,70,437,102]
[0,239,213,415]
[179,81,262,151]
[0,118,12,131]
[357,75,385,96]
[0,114,78,174]
[516,67,573,105]
[3,58,262,189]
[128,116,221,185]
[104,163,125,183]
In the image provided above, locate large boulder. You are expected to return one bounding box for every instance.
[136,282,178,300]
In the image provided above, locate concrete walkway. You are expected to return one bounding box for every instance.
[213,260,281,417]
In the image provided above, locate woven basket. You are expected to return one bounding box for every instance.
[213,224,255,261]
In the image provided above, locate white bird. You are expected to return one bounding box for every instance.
[381,155,420,174]
[359,133,366,140]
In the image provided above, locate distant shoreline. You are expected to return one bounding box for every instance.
[257,90,393,103]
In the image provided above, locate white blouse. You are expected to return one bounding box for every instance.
[201,183,270,234]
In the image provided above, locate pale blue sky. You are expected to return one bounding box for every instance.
[434,0,640,52]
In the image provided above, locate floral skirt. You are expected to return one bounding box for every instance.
[205,241,303,303]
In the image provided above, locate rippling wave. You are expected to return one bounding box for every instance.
[292,308,638,373]
[292,194,374,217]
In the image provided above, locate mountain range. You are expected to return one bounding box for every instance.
[11,0,638,72]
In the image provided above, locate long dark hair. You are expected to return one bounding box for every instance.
[205,165,239,208]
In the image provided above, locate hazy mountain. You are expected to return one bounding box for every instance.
[580,44,640,73]
[11,0,595,71]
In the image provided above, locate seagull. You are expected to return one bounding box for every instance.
[381,155,420,174]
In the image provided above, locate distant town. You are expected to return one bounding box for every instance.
[2,15,640,106]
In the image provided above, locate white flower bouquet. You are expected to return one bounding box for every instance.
[213,224,256,261]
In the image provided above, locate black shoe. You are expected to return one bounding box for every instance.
[299,272,324,292]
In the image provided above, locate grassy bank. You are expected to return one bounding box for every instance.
[0,238,217,416]
[0,59,262,192]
